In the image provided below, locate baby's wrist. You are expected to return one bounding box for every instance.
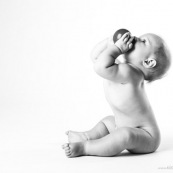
[114,44,122,55]
[105,45,122,59]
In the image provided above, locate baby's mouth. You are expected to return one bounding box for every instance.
[132,36,137,45]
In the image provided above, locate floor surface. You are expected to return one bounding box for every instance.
[0,105,173,173]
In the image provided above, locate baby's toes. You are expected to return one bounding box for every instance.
[62,143,72,157]
[62,143,71,151]
[65,149,71,157]
[64,145,70,152]
[65,131,69,135]
[62,143,69,149]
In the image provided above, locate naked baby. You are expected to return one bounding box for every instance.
[62,29,171,157]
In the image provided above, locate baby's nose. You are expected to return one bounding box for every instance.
[134,37,139,41]
[133,37,143,45]
[135,37,144,42]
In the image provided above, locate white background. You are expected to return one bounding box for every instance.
[0,0,173,172]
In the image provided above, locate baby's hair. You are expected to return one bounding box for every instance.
[145,37,171,83]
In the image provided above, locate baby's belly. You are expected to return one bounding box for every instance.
[112,108,155,128]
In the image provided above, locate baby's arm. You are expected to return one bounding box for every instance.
[93,33,134,82]
[90,38,109,63]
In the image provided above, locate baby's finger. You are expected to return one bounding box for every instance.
[127,36,135,45]
[129,43,133,49]
[121,32,130,40]
[124,37,129,43]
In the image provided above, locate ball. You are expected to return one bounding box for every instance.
[113,28,129,43]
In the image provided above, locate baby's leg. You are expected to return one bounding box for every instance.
[85,127,132,157]
[63,127,157,157]
[66,116,116,143]
[63,127,129,157]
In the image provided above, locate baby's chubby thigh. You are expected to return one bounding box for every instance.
[125,127,161,154]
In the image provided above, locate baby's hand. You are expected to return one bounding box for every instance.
[115,32,135,54]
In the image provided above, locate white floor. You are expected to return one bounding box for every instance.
[0,105,173,173]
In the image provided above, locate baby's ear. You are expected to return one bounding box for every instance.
[142,57,157,68]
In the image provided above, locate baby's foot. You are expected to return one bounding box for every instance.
[66,131,88,143]
[62,142,86,158]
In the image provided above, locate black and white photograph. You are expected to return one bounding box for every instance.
[0,0,173,172]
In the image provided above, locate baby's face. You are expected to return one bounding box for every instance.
[124,33,162,67]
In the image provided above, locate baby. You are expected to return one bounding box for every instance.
[62,31,171,157]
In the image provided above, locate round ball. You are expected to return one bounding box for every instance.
[113,29,129,43]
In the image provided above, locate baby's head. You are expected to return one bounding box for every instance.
[124,33,171,82]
